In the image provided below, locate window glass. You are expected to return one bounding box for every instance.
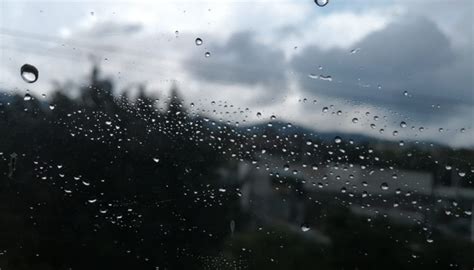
[0,1,473,269]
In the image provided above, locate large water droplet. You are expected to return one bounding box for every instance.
[195,37,203,46]
[20,64,39,83]
[314,0,329,7]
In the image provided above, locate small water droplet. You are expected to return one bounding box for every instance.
[352,118,359,123]
[153,158,160,163]
[350,48,360,54]
[309,74,332,81]
[322,107,328,113]
[400,121,407,128]
[230,220,235,235]
[334,136,342,144]
[319,75,332,81]
[195,37,203,46]
[20,64,39,83]
[301,224,310,232]
[204,51,211,58]
[380,182,389,191]
[24,93,32,101]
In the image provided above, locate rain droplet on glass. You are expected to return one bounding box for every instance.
[20,64,39,83]
[314,0,329,7]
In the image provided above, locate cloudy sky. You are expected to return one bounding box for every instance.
[0,0,472,147]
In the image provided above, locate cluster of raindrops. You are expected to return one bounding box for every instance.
[5,62,473,268]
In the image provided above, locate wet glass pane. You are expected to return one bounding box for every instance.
[0,0,473,269]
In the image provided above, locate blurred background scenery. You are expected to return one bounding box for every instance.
[0,0,473,269]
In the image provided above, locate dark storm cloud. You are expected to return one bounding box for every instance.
[291,17,473,123]
[185,32,288,97]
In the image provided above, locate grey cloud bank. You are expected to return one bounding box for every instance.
[1,1,472,147]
